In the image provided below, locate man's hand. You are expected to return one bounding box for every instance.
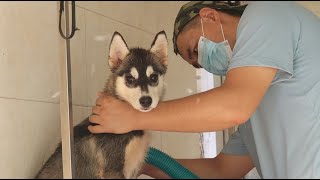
[138,163,171,179]
[88,92,138,134]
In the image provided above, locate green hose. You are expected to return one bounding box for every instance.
[146,147,200,179]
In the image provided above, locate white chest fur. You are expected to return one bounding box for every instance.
[123,131,151,178]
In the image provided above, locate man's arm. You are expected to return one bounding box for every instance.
[136,66,277,132]
[88,66,277,134]
[141,152,255,179]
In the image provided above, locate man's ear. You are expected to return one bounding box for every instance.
[108,32,130,69]
[199,8,220,22]
[150,31,168,66]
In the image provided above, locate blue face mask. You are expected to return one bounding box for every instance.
[198,18,233,76]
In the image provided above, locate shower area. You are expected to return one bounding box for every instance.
[1,1,319,179]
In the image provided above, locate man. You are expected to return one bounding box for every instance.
[89,1,320,178]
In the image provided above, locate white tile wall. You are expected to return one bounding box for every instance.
[0,3,60,103]
[0,98,61,178]
[0,98,23,178]
[70,7,87,106]
[0,99,91,179]
[75,1,187,37]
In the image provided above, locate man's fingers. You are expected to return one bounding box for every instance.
[88,125,105,134]
[95,94,110,106]
[89,115,102,125]
[92,106,101,115]
[95,96,104,106]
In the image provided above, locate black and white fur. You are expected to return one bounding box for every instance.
[35,31,168,179]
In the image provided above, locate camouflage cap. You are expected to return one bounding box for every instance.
[173,1,247,55]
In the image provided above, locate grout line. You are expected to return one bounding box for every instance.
[0,97,93,108]
[75,4,155,36]
[0,96,59,104]
[73,104,93,108]
[83,9,89,108]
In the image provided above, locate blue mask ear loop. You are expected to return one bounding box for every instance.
[198,18,205,66]
[220,22,232,64]
[201,17,226,42]
[200,18,205,37]
[220,23,226,41]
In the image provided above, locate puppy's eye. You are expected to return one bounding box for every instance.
[150,73,158,83]
[125,74,135,85]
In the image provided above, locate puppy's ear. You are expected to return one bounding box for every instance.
[108,32,130,69]
[150,31,168,66]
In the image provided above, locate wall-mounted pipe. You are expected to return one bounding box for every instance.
[57,1,78,178]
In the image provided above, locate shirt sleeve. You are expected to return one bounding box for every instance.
[221,130,249,156]
[227,2,300,84]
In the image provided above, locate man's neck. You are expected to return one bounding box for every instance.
[219,12,241,50]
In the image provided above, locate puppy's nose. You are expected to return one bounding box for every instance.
[139,96,152,108]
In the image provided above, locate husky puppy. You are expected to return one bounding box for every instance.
[35,31,168,179]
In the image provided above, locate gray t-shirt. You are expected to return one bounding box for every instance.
[222,1,320,178]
